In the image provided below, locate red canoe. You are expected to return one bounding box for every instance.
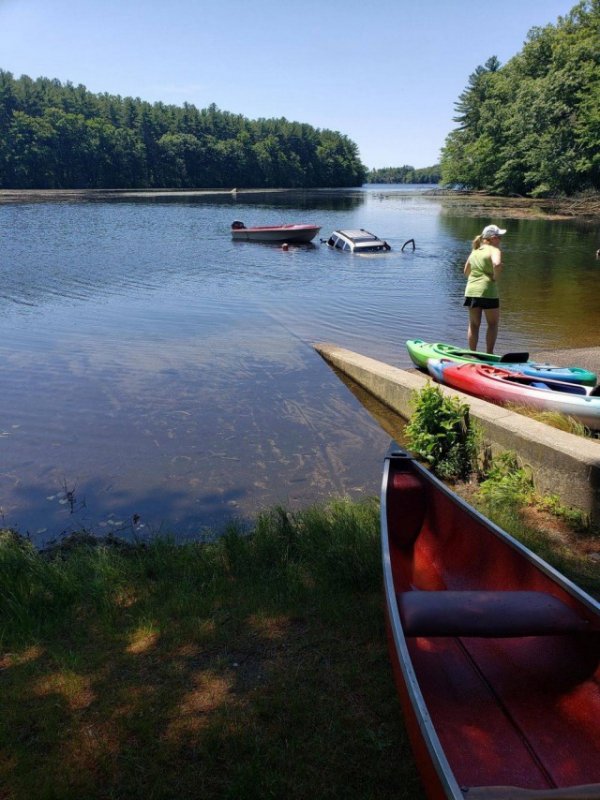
[381,444,600,800]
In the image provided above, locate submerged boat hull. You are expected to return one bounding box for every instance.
[381,445,600,799]
[230,223,320,243]
[428,360,600,429]
[406,339,597,386]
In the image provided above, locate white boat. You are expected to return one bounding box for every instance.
[325,229,391,253]
[230,221,320,243]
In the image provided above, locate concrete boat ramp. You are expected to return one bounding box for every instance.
[314,343,600,524]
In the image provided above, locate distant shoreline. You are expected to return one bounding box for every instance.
[0,187,290,204]
[1,187,598,221]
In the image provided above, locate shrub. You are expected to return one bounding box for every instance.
[405,383,479,480]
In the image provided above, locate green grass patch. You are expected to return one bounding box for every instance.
[505,404,593,438]
[0,501,423,800]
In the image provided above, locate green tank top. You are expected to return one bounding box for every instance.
[465,244,499,299]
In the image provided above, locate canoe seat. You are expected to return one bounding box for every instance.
[398,590,590,637]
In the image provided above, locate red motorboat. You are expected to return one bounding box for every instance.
[428,360,600,429]
[381,444,600,800]
[230,220,320,243]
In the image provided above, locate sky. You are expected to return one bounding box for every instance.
[0,0,579,169]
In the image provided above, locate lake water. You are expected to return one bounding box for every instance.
[1,187,599,544]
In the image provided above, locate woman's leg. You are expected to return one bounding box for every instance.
[484,307,500,353]
[467,307,482,350]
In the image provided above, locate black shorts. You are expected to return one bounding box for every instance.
[464,297,499,309]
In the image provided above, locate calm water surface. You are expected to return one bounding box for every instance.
[1,187,598,544]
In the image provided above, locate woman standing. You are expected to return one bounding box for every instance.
[463,224,506,353]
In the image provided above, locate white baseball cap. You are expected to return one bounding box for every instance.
[482,224,507,238]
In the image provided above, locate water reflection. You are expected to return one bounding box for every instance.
[438,213,600,346]
[329,369,410,447]
[109,188,369,213]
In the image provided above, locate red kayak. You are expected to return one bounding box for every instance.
[381,444,600,799]
[428,360,600,429]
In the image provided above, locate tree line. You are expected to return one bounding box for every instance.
[440,0,599,196]
[365,164,441,184]
[0,71,367,189]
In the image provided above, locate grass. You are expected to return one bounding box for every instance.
[0,500,423,800]
[504,404,593,437]
[1,490,598,800]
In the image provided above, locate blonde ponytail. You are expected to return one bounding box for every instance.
[472,234,483,250]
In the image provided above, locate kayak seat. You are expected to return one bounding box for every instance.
[398,590,590,637]
[530,381,550,390]
[500,351,529,363]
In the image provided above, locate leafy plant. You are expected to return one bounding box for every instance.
[477,451,535,508]
[405,383,479,480]
[536,493,590,530]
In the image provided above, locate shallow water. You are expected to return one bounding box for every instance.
[1,188,598,544]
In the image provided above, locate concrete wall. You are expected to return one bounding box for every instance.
[315,343,600,523]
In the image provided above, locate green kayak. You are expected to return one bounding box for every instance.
[406,339,597,386]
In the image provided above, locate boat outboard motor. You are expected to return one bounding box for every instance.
[231,220,246,230]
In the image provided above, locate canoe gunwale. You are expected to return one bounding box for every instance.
[381,449,465,800]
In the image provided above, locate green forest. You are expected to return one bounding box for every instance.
[440,0,599,196]
[0,71,366,189]
[365,165,441,184]
[1,0,598,195]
